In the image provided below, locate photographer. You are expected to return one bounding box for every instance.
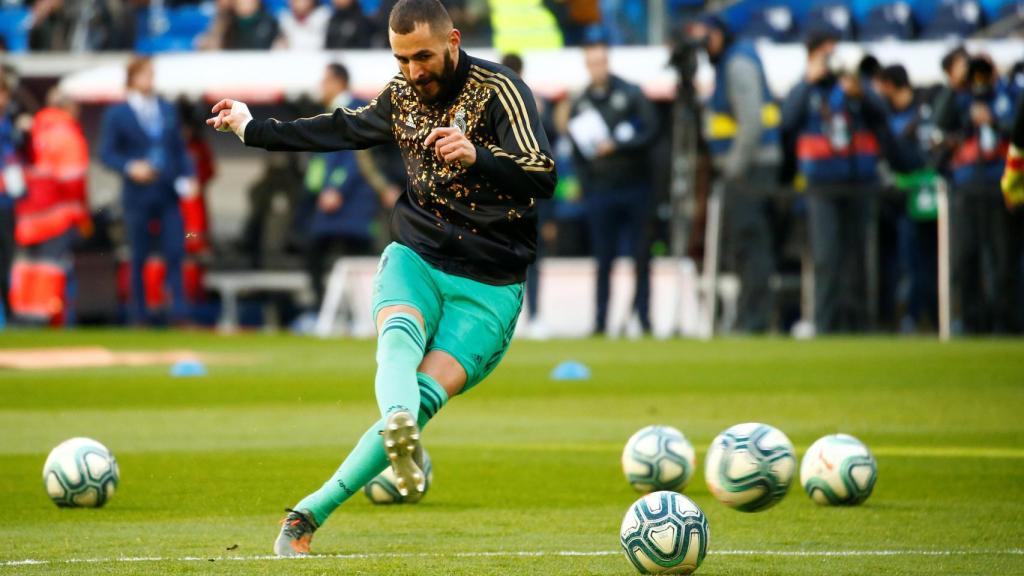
[780,31,890,334]
[949,56,1018,333]
[687,14,780,333]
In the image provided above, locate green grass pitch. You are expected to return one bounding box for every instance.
[1,330,1023,575]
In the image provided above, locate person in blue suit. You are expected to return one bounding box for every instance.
[100,56,194,325]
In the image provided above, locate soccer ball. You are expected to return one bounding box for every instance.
[620,491,709,575]
[704,422,795,512]
[622,425,696,493]
[800,434,877,506]
[364,448,433,504]
[42,437,119,508]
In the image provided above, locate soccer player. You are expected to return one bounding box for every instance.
[207,0,556,556]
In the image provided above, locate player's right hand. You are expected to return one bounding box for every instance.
[207,99,252,142]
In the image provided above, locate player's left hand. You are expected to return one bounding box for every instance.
[425,127,476,167]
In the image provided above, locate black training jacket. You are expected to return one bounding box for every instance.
[243,49,557,285]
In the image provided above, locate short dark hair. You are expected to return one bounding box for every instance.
[968,56,995,83]
[501,53,524,76]
[804,28,838,54]
[858,54,881,79]
[326,62,350,85]
[941,46,969,73]
[388,0,452,35]
[881,64,910,89]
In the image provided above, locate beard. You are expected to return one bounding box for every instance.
[412,50,457,104]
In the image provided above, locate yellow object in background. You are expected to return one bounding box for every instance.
[1002,144,1024,210]
[490,0,564,53]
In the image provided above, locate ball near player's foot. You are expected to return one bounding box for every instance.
[365,447,434,504]
[620,491,709,574]
[800,433,878,505]
[622,425,696,493]
[43,437,119,508]
[704,422,796,512]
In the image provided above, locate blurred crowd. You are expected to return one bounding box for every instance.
[683,19,1024,336]
[0,5,1023,336]
[0,0,647,53]
[3,0,1022,56]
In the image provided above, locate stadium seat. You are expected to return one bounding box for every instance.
[134,5,213,53]
[265,0,289,15]
[165,5,213,37]
[804,2,857,39]
[136,35,197,54]
[739,4,797,42]
[993,0,1024,19]
[920,0,984,39]
[858,1,916,40]
[0,7,30,53]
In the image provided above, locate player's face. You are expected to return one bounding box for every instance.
[390,22,460,104]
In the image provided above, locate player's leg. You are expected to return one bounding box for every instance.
[375,304,426,418]
[273,243,443,556]
[418,349,468,397]
[375,303,430,502]
[277,372,449,555]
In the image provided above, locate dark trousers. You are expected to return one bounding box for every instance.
[0,206,13,318]
[907,219,938,327]
[723,184,776,333]
[585,188,651,332]
[125,201,187,324]
[306,234,373,308]
[525,251,541,320]
[952,191,1024,334]
[807,191,869,333]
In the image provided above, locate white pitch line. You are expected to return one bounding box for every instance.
[2,549,1023,567]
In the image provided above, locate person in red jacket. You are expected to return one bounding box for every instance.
[9,89,89,325]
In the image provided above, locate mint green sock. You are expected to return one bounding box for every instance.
[374,313,425,418]
[295,373,448,526]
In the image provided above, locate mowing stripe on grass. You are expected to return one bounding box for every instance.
[470,443,1024,459]
[4,549,1023,567]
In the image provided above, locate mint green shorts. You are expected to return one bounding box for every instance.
[371,242,523,393]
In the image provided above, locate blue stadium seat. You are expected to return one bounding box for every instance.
[0,7,30,53]
[133,4,215,53]
[264,0,289,15]
[859,1,916,40]
[920,0,984,39]
[740,4,796,42]
[992,0,1024,19]
[804,2,856,39]
[134,5,212,53]
[165,5,213,37]
[136,34,197,54]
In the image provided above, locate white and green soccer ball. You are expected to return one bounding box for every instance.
[622,425,696,493]
[620,491,709,575]
[364,448,433,504]
[704,422,795,512]
[800,434,877,506]
[43,437,119,508]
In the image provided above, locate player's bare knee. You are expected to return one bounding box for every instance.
[418,350,467,398]
[376,305,425,333]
